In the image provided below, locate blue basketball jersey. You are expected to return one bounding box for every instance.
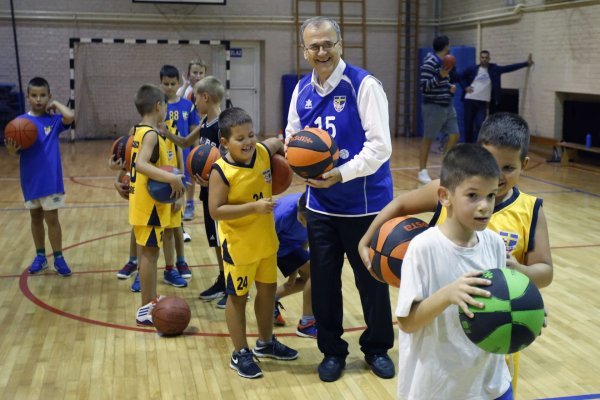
[166,98,200,138]
[18,113,69,201]
[295,64,393,215]
[274,193,307,257]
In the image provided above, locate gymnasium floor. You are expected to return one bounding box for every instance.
[0,137,598,400]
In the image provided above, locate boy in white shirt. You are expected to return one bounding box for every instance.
[396,143,513,400]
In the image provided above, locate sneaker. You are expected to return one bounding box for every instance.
[176,261,192,279]
[116,261,137,279]
[163,269,188,288]
[273,301,286,326]
[230,348,262,379]
[199,274,225,300]
[183,231,192,243]
[252,335,298,360]
[365,354,395,379]
[183,202,194,221]
[54,257,72,277]
[417,169,432,184]
[28,255,48,274]
[318,356,346,382]
[216,294,228,309]
[296,319,317,339]
[135,295,164,327]
[131,272,141,292]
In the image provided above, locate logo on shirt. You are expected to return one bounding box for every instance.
[262,169,272,183]
[182,111,188,121]
[333,96,346,112]
[44,126,52,136]
[339,149,349,160]
[168,150,174,161]
[304,99,312,109]
[498,231,519,254]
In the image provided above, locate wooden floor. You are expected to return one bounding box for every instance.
[0,137,599,400]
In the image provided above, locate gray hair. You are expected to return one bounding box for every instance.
[300,16,341,45]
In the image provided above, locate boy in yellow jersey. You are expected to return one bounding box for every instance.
[358,112,553,394]
[209,107,298,379]
[129,84,186,326]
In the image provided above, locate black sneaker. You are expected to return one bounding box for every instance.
[252,335,298,360]
[318,356,346,382]
[365,353,395,379]
[199,274,225,300]
[230,348,262,379]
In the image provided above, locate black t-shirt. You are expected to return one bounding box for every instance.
[199,117,220,201]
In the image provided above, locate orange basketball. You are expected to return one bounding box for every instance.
[4,118,38,150]
[443,54,456,70]
[186,143,221,180]
[110,135,134,171]
[118,172,130,200]
[368,216,428,287]
[286,128,339,179]
[271,153,293,195]
[152,296,191,336]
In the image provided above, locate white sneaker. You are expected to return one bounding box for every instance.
[183,231,192,243]
[135,295,165,326]
[417,169,432,184]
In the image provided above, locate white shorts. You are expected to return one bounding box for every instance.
[24,193,66,211]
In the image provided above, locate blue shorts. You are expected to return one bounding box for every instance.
[422,102,459,140]
[277,247,309,277]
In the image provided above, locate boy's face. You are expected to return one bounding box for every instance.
[188,65,206,85]
[482,144,529,201]
[160,76,179,100]
[441,175,498,232]
[194,91,210,115]
[157,100,168,122]
[27,86,51,114]
[220,122,256,164]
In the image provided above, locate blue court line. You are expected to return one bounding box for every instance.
[539,394,600,400]
[522,175,600,198]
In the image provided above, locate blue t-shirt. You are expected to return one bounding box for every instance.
[274,193,307,257]
[18,113,68,201]
[166,97,200,138]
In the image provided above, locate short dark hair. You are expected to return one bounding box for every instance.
[433,35,449,52]
[218,107,253,139]
[160,64,180,81]
[440,144,499,192]
[27,77,50,94]
[134,84,166,116]
[480,50,490,56]
[478,112,530,161]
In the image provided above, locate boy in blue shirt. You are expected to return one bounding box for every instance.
[5,77,74,276]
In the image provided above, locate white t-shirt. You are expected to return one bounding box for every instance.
[395,226,511,400]
[465,66,492,102]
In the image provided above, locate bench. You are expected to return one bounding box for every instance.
[559,141,600,166]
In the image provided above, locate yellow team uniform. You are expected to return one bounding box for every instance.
[212,143,279,295]
[430,186,543,394]
[129,125,176,247]
[162,119,182,229]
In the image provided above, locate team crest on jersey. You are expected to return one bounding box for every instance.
[339,149,349,160]
[262,169,272,183]
[333,96,346,112]
[183,111,188,121]
[44,126,52,136]
[499,231,519,253]
[304,99,312,109]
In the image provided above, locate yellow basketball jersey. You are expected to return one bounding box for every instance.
[213,143,278,265]
[430,187,542,263]
[129,125,176,227]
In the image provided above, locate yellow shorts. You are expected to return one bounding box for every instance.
[166,206,182,229]
[133,225,164,248]
[224,253,277,296]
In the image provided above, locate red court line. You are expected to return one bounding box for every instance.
[69,176,115,190]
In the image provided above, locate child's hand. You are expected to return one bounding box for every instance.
[4,137,21,154]
[443,271,492,318]
[193,173,209,187]
[172,196,184,212]
[358,239,386,283]
[46,100,58,114]
[254,198,275,214]
[114,180,129,196]
[108,156,124,170]
[169,174,186,199]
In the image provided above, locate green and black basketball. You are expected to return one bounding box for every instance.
[459,268,545,354]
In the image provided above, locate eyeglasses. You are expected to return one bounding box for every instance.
[304,41,339,53]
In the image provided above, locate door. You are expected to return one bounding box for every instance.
[229,42,261,130]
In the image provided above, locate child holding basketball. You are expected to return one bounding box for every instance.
[209,107,298,378]
[395,144,513,399]
[4,77,74,276]
[129,84,186,326]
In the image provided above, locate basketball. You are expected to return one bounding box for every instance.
[186,143,221,180]
[271,153,293,195]
[147,166,187,204]
[110,135,134,171]
[152,296,191,336]
[459,268,545,354]
[443,54,456,70]
[286,128,339,179]
[4,118,38,150]
[368,216,428,287]
[118,172,130,200]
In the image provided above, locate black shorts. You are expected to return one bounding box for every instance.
[277,247,309,277]
[202,199,218,247]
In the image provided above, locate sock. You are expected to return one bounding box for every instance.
[300,315,315,325]
[129,256,137,264]
[186,200,194,206]
[165,265,174,271]
[36,248,45,257]
[53,251,63,259]
[257,337,272,346]
[176,256,185,264]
